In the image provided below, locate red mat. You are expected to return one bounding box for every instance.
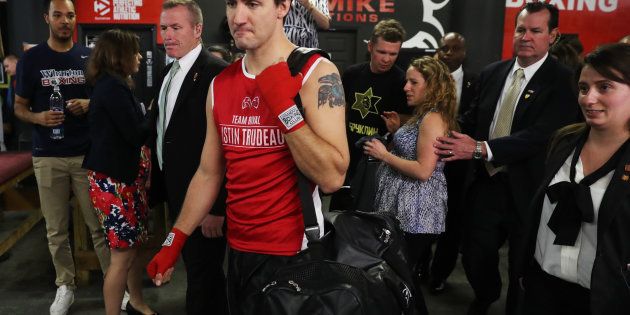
[0,152,32,185]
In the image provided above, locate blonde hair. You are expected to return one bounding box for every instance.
[406,56,459,133]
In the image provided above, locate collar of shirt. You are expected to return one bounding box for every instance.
[513,52,548,83]
[173,43,202,77]
[163,43,202,128]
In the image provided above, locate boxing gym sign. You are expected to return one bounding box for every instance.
[329,0,452,49]
[502,0,629,58]
[83,0,158,22]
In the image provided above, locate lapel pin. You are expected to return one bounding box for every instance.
[193,72,199,82]
[524,94,530,99]
[466,81,471,88]
[622,174,629,182]
[624,164,630,172]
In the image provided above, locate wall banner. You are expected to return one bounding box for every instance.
[502,0,630,58]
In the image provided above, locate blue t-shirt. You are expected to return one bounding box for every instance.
[15,42,91,157]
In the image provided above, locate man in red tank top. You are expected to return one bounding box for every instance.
[147,0,349,313]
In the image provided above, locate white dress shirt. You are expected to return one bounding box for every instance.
[159,44,202,129]
[534,150,611,289]
[451,65,464,111]
[485,53,549,161]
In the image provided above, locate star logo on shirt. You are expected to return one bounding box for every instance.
[351,87,382,119]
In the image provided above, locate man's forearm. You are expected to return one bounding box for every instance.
[14,102,38,125]
[285,126,347,194]
[173,168,224,235]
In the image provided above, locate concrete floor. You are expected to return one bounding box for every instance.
[0,220,508,315]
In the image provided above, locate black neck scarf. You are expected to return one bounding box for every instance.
[546,133,629,246]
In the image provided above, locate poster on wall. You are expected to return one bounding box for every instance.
[329,0,452,49]
[502,0,630,59]
[76,0,163,41]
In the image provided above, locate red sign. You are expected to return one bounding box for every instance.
[329,0,396,23]
[502,0,630,59]
[75,0,163,42]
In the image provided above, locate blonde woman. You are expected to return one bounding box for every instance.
[363,56,458,278]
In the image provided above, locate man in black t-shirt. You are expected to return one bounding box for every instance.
[14,1,110,314]
[343,19,410,185]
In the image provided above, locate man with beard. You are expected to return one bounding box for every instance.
[13,1,110,314]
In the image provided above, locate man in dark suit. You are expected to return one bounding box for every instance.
[427,32,478,294]
[150,1,229,314]
[434,3,579,314]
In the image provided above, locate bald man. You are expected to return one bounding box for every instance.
[423,32,478,294]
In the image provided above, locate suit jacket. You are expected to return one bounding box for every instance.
[517,128,630,315]
[84,73,149,184]
[460,56,580,219]
[445,70,478,207]
[149,49,228,216]
[457,71,478,118]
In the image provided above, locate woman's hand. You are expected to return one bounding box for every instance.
[363,138,390,162]
[381,111,401,134]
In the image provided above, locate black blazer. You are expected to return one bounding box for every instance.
[83,73,149,184]
[517,129,630,315]
[444,71,478,203]
[458,70,478,118]
[148,49,228,216]
[461,56,580,219]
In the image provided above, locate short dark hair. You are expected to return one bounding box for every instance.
[584,43,630,85]
[516,1,559,31]
[86,29,140,87]
[208,45,232,63]
[163,0,203,25]
[371,19,406,44]
[43,0,74,14]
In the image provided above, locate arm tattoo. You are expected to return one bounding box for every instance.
[317,73,345,109]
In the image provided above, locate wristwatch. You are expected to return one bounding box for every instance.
[472,141,483,160]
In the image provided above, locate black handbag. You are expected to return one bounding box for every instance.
[253,173,428,315]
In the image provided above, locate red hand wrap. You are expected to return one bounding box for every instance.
[255,62,305,133]
[146,227,188,279]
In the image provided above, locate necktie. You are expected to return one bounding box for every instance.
[491,68,525,139]
[486,68,525,176]
[157,60,180,170]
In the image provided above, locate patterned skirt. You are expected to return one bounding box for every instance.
[88,146,151,249]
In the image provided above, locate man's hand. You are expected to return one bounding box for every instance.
[381,111,400,135]
[255,61,304,133]
[434,130,477,161]
[201,214,225,238]
[66,99,89,116]
[146,227,188,286]
[35,110,65,127]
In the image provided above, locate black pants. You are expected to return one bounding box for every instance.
[404,233,438,276]
[181,228,228,315]
[430,160,468,283]
[522,262,591,315]
[462,172,522,315]
[226,248,293,315]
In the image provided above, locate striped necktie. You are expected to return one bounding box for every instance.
[156,60,180,170]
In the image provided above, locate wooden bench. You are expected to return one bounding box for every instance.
[0,152,41,259]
